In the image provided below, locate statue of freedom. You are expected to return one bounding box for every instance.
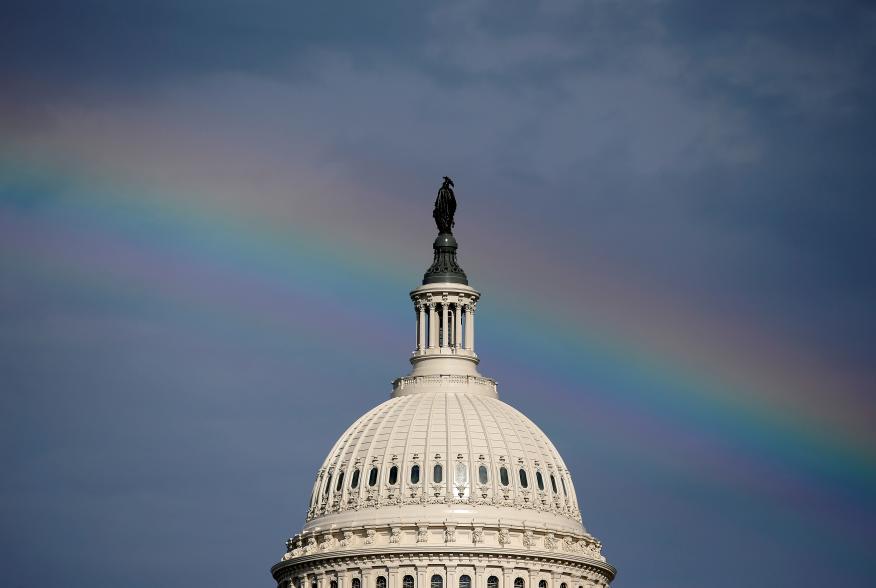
[433,176,456,234]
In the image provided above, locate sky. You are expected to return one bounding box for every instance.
[1,1,874,587]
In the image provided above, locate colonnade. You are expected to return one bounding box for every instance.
[289,565,603,588]
[415,301,475,352]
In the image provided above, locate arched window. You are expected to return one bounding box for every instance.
[377,577,387,588]
[368,467,379,487]
[404,576,415,588]
[335,472,344,492]
[351,469,360,489]
[538,581,547,588]
[352,580,361,588]
[514,578,525,588]
[536,471,545,491]
[519,468,528,488]
[550,474,558,494]
[431,575,444,588]
[487,577,499,588]
[388,465,399,485]
[561,477,567,496]
[459,576,471,588]
[561,583,567,588]
[324,474,333,494]
[455,462,467,484]
[411,464,420,484]
[433,464,443,483]
[478,464,488,484]
[499,466,509,486]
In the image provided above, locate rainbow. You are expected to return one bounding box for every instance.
[2,111,873,525]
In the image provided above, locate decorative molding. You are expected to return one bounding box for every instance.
[472,526,484,545]
[444,523,457,544]
[271,546,616,586]
[498,528,510,546]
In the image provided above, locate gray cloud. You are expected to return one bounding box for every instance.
[2,2,875,587]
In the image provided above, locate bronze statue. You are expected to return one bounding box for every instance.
[433,176,456,234]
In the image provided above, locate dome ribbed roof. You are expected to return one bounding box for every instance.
[303,390,585,535]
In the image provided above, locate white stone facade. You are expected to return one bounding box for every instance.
[272,232,615,586]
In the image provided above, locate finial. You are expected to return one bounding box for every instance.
[433,176,456,234]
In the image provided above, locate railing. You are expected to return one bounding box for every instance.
[392,374,497,394]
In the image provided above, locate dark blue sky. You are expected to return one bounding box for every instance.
[1,2,874,587]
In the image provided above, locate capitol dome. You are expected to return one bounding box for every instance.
[272,179,615,588]
[304,385,584,535]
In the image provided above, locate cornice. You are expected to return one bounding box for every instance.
[271,546,616,582]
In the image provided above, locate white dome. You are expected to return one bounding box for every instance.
[304,382,585,536]
[273,205,614,587]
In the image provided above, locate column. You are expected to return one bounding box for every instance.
[454,303,462,348]
[447,566,457,588]
[417,303,426,351]
[441,303,449,347]
[428,303,437,349]
[464,304,475,351]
